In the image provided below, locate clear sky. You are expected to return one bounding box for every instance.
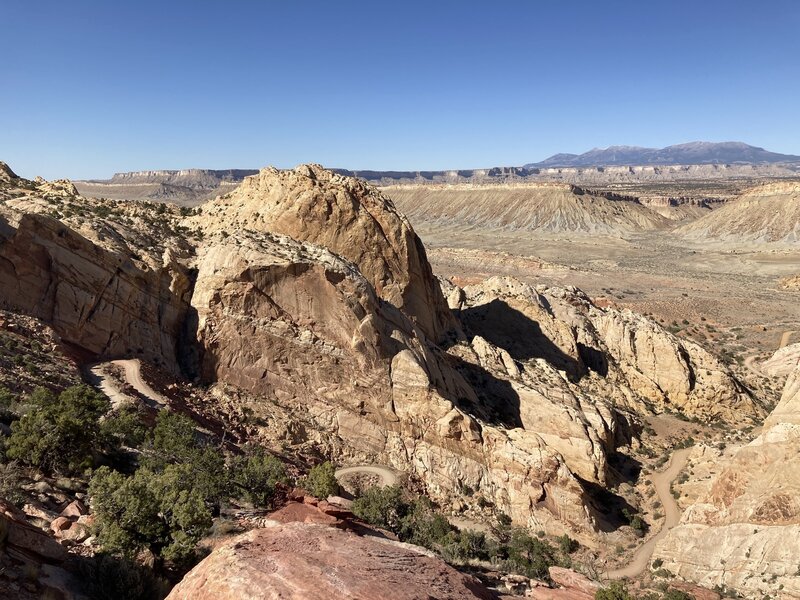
[2,0,799,179]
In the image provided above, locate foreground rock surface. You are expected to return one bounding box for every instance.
[166,522,496,600]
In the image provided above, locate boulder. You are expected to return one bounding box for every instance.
[166,522,495,600]
[59,500,86,518]
[0,498,67,564]
[548,567,602,595]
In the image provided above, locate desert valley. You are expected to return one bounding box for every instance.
[0,137,797,600]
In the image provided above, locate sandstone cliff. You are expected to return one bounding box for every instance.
[451,277,761,425]
[189,230,603,535]
[187,165,456,342]
[653,363,800,598]
[0,210,192,370]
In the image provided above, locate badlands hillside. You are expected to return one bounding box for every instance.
[0,160,796,599]
[385,184,670,235]
[677,182,800,244]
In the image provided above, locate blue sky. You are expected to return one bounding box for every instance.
[2,0,799,179]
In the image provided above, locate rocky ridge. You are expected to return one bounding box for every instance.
[449,277,761,425]
[187,165,456,342]
[165,521,496,600]
[385,183,669,236]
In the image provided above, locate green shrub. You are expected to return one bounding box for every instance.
[662,590,695,600]
[6,385,110,474]
[0,460,25,505]
[302,461,339,499]
[143,411,197,468]
[89,465,212,564]
[397,496,453,549]
[558,534,579,554]
[595,581,634,600]
[230,445,288,507]
[504,529,559,579]
[0,386,15,420]
[442,528,490,563]
[101,405,148,448]
[352,485,407,532]
[141,411,229,506]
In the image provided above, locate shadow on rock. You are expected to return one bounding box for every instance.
[446,354,522,429]
[459,300,586,381]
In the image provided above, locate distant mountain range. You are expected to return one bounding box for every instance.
[526,142,800,168]
[72,141,800,204]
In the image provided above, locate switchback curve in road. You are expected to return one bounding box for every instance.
[334,465,399,488]
[85,359,167,410]
[605,446,693,579]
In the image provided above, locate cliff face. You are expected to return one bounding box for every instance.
[450,277,761,425]
[653,364,800,598]
[188,165,457,343]
[0,211,192,370]
[188,230,601,535]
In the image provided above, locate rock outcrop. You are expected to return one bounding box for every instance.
[653,363,800,598]
[0,211,192,370]
[0,162,18,184]
[188,165,456,342]
[165,522,496,600]
[780,274,800,290]
[454,277,761,424]
[190,231,601,534]
[762,342,800,378]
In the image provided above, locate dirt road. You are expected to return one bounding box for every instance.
[606,446,693,579]
[85,359,167,409]
[334,465,399,487]
[779,330,797,349]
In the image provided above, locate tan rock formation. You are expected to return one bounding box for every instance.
[780,274,800,290]
[384,183,669,236]
[762,342,800,379]
[0,211,192,370]
[653,363,800,598]
[190,231,600,534]
[677,181,800,244]
[457,276,760,424]
[187,165,456,342]
[166,522,496,600]
[0,162,18,184]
